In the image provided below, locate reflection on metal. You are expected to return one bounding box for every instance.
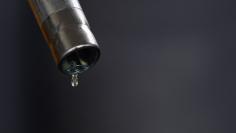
[28,0,100,87]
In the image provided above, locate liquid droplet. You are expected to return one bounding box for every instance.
[71,74,79,87]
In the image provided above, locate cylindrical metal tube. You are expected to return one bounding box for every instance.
[28,0,100,76]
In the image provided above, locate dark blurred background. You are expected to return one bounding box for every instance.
[0,0,236,132]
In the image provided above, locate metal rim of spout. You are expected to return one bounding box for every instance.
[58,44,100,75]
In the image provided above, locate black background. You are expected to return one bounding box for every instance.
[0,0,236,132]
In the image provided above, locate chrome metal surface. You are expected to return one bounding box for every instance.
[28,0,100,76]
[29,0,82,22]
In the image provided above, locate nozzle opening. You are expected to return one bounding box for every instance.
[59,46,100,75]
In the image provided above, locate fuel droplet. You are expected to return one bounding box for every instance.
[71,74,79,87]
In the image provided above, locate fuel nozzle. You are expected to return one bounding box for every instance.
[28,0,100,87]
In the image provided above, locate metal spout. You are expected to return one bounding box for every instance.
[28,0,100,77]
